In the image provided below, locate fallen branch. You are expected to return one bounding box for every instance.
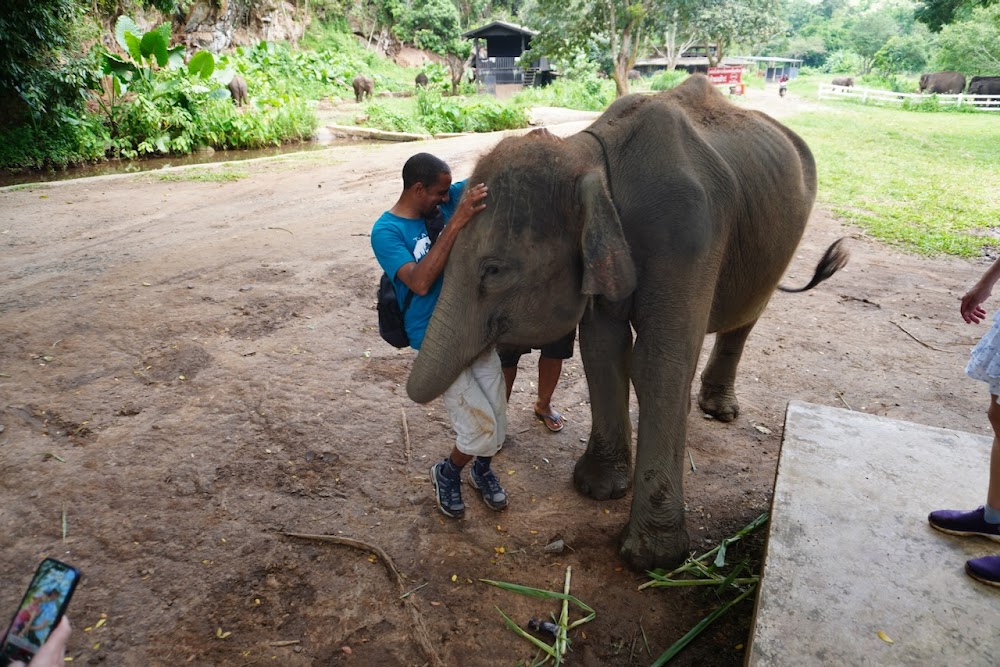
[266,226,293,235]
[836,391,853,411]
[284,532,440,666]
[890,320,951,353]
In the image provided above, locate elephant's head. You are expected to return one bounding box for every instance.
[406,130,637,403]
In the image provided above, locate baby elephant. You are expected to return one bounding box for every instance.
[415,72,428,88]
[228,74,248,107]
[352,74,374,103]
[831,77,854,87]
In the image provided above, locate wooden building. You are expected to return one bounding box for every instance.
[462,20,555,92]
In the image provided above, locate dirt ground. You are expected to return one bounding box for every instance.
[0,88,991,666]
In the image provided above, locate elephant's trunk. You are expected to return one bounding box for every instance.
[406,288,488,404]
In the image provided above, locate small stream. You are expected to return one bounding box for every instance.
[0,135,368,188]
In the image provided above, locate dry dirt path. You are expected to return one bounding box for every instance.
[0,91,988,666]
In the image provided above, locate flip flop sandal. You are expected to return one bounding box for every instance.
[534,409,564,432]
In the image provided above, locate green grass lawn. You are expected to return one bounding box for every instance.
[781,95,1000,257]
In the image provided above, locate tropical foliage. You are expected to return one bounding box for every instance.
[2,0,998,173]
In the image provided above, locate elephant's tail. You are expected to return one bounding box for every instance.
[777,237,850,293]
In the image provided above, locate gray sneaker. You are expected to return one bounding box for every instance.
[430,461,464,519]
[469,465,508,511]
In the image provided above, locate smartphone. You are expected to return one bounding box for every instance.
[0,558,81,666]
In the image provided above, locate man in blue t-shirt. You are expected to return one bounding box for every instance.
[371,153,508,520]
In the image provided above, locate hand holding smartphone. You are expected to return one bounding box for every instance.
[1,559,80,667]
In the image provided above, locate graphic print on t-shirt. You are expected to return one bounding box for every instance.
[413,232,431,261]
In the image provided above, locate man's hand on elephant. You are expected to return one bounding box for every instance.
[451,183,488,229]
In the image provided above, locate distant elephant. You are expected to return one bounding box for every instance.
[228,74,248,107]
[352,74,374,103]
[406,74,848,571]
[627,69,642,80]
[919,70,965,94]
[415,72,429,88]
[967,75,1000,96]
[831,76,854,87]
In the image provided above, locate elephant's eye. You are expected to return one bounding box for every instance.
[479,260,502,281]
[478,260,505,295]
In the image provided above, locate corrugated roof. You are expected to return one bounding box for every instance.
[461,20,539,39]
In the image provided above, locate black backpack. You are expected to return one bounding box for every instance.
[377,210,445,348]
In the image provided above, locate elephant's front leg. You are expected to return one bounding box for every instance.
[698,321,756,422]
[619,328,704,571]
[573,305,633,500]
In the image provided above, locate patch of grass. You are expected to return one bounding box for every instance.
[6,183,52,192]
[784,104,1000,257]
[157,168,248,182]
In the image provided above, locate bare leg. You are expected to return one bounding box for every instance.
[450,448,473,469]
[535,355,563,417]
[987,397,1000,508]
[502,366,517,402]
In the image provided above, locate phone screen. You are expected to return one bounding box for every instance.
[1,558,80,665]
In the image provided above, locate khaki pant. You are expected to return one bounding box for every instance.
[442,349,507,457]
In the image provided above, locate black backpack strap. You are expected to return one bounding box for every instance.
[425,208,445,245]
[401,289,415,315]
[398,210,442,318]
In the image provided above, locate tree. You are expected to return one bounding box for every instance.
[915,0,997,31]
[784,34,828,67]
[522,0,656,97]
[398,0,472,93]
[648,0,702,71]
[349,0,406,51]
[692,0,785,65]
[934,3,1000,73]
[0,0,89,123]
[872,29,932,75]
[845,11,896,74]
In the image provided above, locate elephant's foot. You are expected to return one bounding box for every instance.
[618,518,691,571]
[698,382,740,422]
[573,451,630,500]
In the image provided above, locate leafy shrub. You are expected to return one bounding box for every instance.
[857,73,912,93]
[364,100,427,134]
[0,110,107,170]
[415,91,527,133]
[513,76,614,111]
[821,50,862,74]
[649,70,689,91]
[363,91,528,135]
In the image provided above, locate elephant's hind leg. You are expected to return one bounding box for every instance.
[698,321,756,422]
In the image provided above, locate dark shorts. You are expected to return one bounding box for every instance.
[498,328,576,368]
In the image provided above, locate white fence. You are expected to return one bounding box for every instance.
[817,83,1000,112]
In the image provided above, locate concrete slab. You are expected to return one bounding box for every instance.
[748,401,1000,666]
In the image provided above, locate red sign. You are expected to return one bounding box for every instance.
[708,66,743,85]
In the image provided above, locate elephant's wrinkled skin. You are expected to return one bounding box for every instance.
[406,74,847,571]
[228,74,248,107]
[352,74,374,102]
[919,70,966,94]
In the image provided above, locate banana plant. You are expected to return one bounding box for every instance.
[95,16,220,149]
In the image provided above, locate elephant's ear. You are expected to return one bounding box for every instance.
[578,170,636,301]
